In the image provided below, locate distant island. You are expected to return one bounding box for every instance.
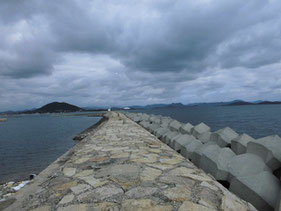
[128,100,281,108]
[224,100,255,106]
[258,101,281,105]
[225,100,281,106]
[25,102,84,113]
[1,100,281,115]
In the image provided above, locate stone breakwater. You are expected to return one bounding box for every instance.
[125,112,281,211]
[1,112,256,211]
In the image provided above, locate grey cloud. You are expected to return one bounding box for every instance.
[0,8,58,78]
[0,1,41,24]
[1,0,281,110]
[0,48,57,78]
[2,0,281,79]
[216,17,281,69]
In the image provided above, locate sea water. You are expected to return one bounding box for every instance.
[131,104,281,138]
[1,105,281,183]
[0,114,100,183]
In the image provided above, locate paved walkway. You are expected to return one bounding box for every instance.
[3,112,256,211]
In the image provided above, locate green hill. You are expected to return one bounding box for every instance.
[34,102,83,113]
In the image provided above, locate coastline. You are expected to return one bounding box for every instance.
[1,111,280,210]
[73,116,107,141]
[0,116,106,205]
[1,112,255,211]
[0,171,38,186]
[0,180,30,206]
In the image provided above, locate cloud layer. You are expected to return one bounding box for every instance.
[0,0,281,111]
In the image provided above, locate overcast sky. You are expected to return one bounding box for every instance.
[1,0,281,111]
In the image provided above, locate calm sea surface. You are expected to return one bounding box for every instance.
[130,104,281,138]
[0,114,101,183]
[0,105,281,183]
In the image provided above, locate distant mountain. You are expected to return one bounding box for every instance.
[0,108,37,114]
[0,110,15,114]
[166,103,185,108]
[225,100,281,106]
[32,102,84,113]
[257,101,281,105]
[2,99,281,114]
[129,104,167,109]
[187,102,226,107]
[143,104,168,109]
[224,100,254,106]
[252,100,263,103]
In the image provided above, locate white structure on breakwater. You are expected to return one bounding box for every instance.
[125,112,281,211]
[0,118,7,122]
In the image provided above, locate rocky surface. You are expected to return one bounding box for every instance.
[126,112,281,211]
[1,112,256,211]
[0,180,30,209]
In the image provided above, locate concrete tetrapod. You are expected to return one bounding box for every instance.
[148,115,156,123]
[191,122,211,139]
[125,112,132,117]
[129,113,136,120]
[197,131,212,144]
[169,120,182,132]
[160,130,172,143]
[171,134,198,152]
[161,131,180,145]
[150,116,161,124]
[276,188,281,211]
[227,153,271,182]
[166,133,183,147]
[200,147,236,180]
[147,123,160,133]
[154,128,170,139]
[227,153,277,211]
[125,113,133,119]
[160,117,173,128]
[132,115,142,123]
[210,127,239,147]
[192,142,217,166]
[158,130,171,141]
[247,135,281,171]
[140,113,150,121]
[230,171,280,211]
[139,120,150,129]
[124,113,130,119]
[231,133,255,155]
[180,139,202,160]
[179,123,194,134]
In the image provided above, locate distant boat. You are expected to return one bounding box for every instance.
[0,118,7,122]
[123,107,130,110]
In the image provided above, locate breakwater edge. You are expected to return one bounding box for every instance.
[1,112,258,211]
[125,112,281,211]
[0,113,102,184]
[0,116,105,208]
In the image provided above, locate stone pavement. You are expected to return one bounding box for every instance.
[3,112,256,211]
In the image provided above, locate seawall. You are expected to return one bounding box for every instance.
[1,112,257,211]
[125,112,281,211]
